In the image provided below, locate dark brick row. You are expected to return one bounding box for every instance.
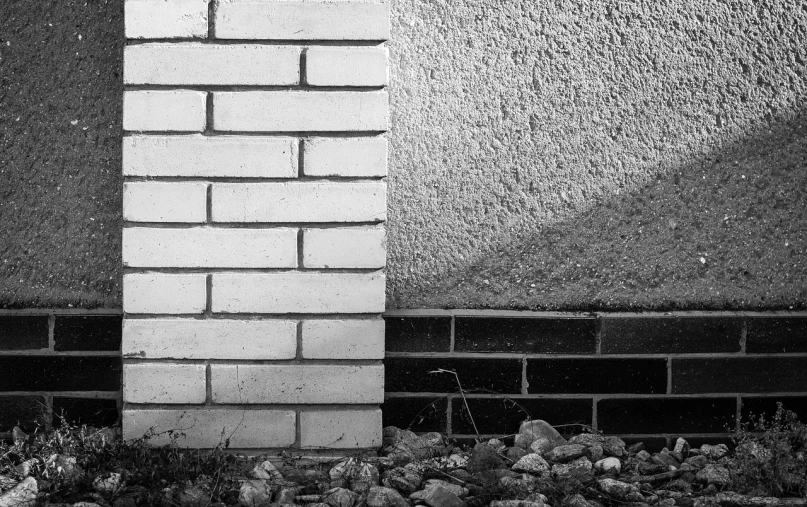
[384,357,522,394]
[597,398,737,434]
[0,315,121,351]
[0,396,118,432]
[0,357,121,391]
[672,357,807,393]
[385,315,806,355]
[526,358,667,394]
[451,398,592,435]
[382,397,447,432]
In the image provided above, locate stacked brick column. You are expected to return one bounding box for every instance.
[121,0,389,450]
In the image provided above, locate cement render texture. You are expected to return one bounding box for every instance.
[387,0,807,310]
[0,0,122,308]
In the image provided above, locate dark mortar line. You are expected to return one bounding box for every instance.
[124,130,387,138]
[666,357,673,395]
[383,351,807,359]
[0,391,120,398]
[125,84,385,92]
[123,267,381,274]
[297,138,306,177]
[123,313,383,320]
[740,318,748,353]
[383,309,807,318]
[0,350,122,357]
[206,183,213,223]
[300,47,308,86]
[122,223,380,230]
[448,314,456,353]
[123,358,383,366]
[595,316,602,355]
[383,392,807,399]
[207,0,216,39]
[591,396,598,431]
[520,358,528,396]
[47,314,55,352]
[295,321,303,360]
[123,403,381,410]
[126,39,386,46]
[736,396,743,432]
[205,274,213,315]
[123,221,383,229]
[124,176,385,183]
[297,229,305,269]
[205,363,213,405]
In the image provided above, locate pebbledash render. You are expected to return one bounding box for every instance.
[121,0,390,450]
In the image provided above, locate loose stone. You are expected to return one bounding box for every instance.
[594,457,622,474]
[512,453,551,474]
[545,444,587,463]
[514,420,567,451]
[366,486,408,507]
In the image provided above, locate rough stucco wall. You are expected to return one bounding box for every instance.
[0,0,122,308]
[387,0,807,310]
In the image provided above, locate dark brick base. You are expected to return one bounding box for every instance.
[384,310,807,447]
[0,311,121,436]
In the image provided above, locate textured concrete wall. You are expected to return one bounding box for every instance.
[0,0,122,308]
[387,0,807,309]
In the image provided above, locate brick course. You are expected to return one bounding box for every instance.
[123,90,207,132]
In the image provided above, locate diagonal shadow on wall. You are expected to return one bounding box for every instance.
[389,109,807,311]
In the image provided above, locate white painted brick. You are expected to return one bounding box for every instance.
[123,91,207,132]
[213,91,388,132]
[123,227,297,268]
[303,137,387,177]
[124,363,206,404]
[306,47,388,87]
[300,409,382,448]
[123,136,297,177]
[125,0,208,39]
[123,409,296,448]
[123,319,297,359]
[123,182,207,223]
[301,320,384,359]
[211,364,384,404]
[212,182,386,223]
[215,0,390,40]
[123,273,207,314]
[124,43,300,85]
[212,272,385,313]
[303,227,385,268]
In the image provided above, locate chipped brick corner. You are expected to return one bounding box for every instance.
[121,0,389,450]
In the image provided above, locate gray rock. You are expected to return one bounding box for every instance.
[411,485,464,507]
[673,438,691,457]
[659,499,677,507]
[602,437,627,457]
[512,453,550,474]
[500,475,541,498]
[715,492,781,507]
[322,487,358,507]
[636,450,652,462]
[685,455,709,469]
[467,442,505,472]
[695,464,730,487]
[699,445,729,460]
[366,486,408,507]
[383,429,444,463]
[276,488,298,505]
[529,437,555,455]
[545,444,587,463]
[329,459,379,486]
[585,445,604,462]
[425,479,469,497]
[564,493,590,507]
[251,460,284,482]
[382,466,422,494]
[597,478,643,501]
[0,477,37,507]
[594,457,622,474]
[238,479,273,506]
[178,486,212,507]
[508,446,530,461]
[552,457,592,477]
[515,420,567,451]
[652,451,681,469]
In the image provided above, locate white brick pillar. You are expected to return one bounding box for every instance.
[121,0,389,450]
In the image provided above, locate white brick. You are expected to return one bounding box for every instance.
[125,0,208,39]
[123,91,207,132]
[215,0,389,40]
[123,409,296,448]
[123,273,207,314]
[123,319,297,359]
[212,182,386,223]
[213,91,388,132]
[211,364,384,404]
[306,47,388,87]
[300,409,382,449]
[124,44,300,85]
[303,227,385,268]
[123,363,206,403]
[212,272,385,313]
[303,137,387,177]
[123,136,297,177]
[123,227,297,268]
[123,182,207,223]
[301,320,384,359]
